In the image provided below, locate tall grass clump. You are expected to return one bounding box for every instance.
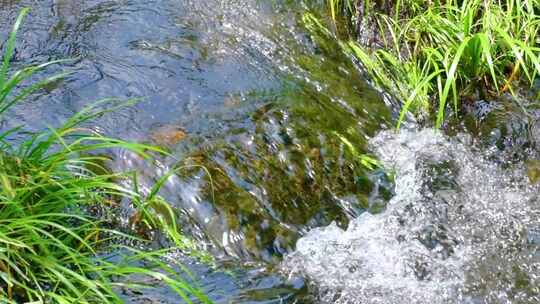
[313,0,540,127]
[0,8,211,303]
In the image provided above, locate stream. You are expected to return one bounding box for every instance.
[1,0,539,303]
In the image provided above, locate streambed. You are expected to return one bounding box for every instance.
[1,0,539,303]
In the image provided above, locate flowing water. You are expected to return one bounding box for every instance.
[283,128,540,303]
[1,0,540,303]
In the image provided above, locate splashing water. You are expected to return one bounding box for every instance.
[283,128,540,303]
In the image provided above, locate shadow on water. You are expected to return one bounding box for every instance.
[0,0,395,302]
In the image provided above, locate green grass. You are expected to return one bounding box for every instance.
[327,0,356,21]
[0,8,211,303]
[309,0,540,128]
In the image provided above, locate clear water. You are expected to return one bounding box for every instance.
[2,0,540,303]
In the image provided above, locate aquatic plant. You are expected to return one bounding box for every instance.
[311,0,540,128]
[0,8,211,303]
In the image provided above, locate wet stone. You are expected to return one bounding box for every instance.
[149,124,187,147]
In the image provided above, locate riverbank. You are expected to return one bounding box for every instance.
[312,0,540,128]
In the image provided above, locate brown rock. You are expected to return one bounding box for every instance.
[149,124,187,147]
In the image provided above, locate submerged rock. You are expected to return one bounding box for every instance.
[149,124,187,147]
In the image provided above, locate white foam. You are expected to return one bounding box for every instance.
[283,129,540,303]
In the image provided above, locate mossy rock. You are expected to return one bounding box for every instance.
[526,159,540,184]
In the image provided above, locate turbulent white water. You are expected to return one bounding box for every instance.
[283,129,540,303]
